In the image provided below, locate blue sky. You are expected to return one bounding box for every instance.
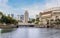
[0,0,60,18]
[8,0,45,8]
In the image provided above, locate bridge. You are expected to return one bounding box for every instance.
[17,23,36,27]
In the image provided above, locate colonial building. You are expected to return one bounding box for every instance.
[38,7,60,28]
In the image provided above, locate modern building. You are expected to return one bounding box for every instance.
[24,10,29,23]
[20,15,24,22]
[17,15,21,21]
[8,14,10,17]
[8,14,14,18]
[17,10,29,24]
[11,14,14,18]
[17,15,21,25]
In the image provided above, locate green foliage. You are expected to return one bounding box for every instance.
[35,21,39,24]
[0,12,3,15]
[50,19,60,25]
[55,19,60,24]
[32,19,35,23]
[28,21,32,23]
[28,18,40,24]
[35,18,40,24]
[36,18,39,21]
[0,12,17,24]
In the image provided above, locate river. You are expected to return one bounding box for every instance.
[0,27,60,38]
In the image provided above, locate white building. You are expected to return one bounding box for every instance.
[17,11,29,24]
[38,7,60,28]
[24,10,29,23]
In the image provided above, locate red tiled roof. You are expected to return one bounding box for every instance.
[40,11,52,15]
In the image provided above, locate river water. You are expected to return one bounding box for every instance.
[0,27,60,38]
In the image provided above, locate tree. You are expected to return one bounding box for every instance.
[35,18,40,24]
[0,12,3,15]
[36,18,39,21]
[28,21,32,23]
[32,19,35,23]
[55,19,60,24]
[0,11,18,24]
[35,21,39,24]
[1,14,17,24]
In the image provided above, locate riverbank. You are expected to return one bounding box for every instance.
[1,27,60,38]
[0,24,17,29]
[0,24,60,29]
[35,24,60,29]
[1,28,14,33]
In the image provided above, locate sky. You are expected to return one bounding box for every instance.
[0,0,60,18]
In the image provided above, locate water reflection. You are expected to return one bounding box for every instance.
[1,27,60,38]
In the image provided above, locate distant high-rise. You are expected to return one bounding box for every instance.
[24,10,29,23]
[17,15,20,21]
[8,14,14,18]
[11,14,14,18]
[20,15,24,22]
[8,14,10,17]
[17,15,21,25]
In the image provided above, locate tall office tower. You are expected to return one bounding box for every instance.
[17,15,21,21]
[17,15,21,25]
[11,14,14,18]
[24,10,29,23]
[20,15,24,22]
[8,14,10,17]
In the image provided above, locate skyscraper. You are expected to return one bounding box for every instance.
[17,15,21,25]
[8,14,10,17]
[20,15,24,22]
[11,14,14,18]
[17,15,20,21]
[24,10,29,23]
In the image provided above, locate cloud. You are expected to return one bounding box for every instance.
[45,0,60,9]
[0,0,60,18]
[0,0,8,4]
[21,4,45,18]
[0,0,18,16]
[0,0,11,14]
[21,0,60,18]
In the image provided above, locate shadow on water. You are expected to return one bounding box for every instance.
[1,28,17,33]
[47,26,49,28]
[1,27,60,38]
[17,25,34,28]
[1,25,35,33]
